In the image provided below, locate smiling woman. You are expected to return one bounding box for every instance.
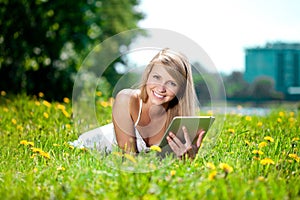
[70,48,203,159]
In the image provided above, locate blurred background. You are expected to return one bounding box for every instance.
[1,0,300,108]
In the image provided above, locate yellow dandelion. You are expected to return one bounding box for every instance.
[20,140,28,145]
[42,100,51,108]
[17,125,24,131]
[258,141,267,148]
[43,112,49,119]
[260,158,275,165]
[228,128,235,134]
[252,150,264,155]
[245,140,251,146]
[124,153,137,163]
[112,151,123,157]
[38,92,44,98]
[35,101,41,106]
[57,104,65,110]
[69,145,74,150]
[292,137,299,142]
[96,91,102,97]
[277,118,282,123]
[3,107,9,112]
[31,147,43,153]
[65,124,71,129]
[219,163,233,173]
[289,117,295,123]
[289,112,295,117]
[245,116,252,121]
[279,111,285,117]
[63,97,70,104]
[11,118,17,125]
[57,166,66,171]
[40,151,50,159]
[62,109,70,118]
[33,167,38,173]
[1,90,6,96]
[257,122,263,127]
[253,156,260,160]
[30,154,37,159]
[100,101,109,107]
[257,176,265,182]
[208,170,217,180]
[150,145,162,152]
[288,154,299,162]
[170,170,176,176]
[206,162,216,170]
[27,141,34,147]
[264,136,274,142]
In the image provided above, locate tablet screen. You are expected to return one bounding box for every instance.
[158,116,215,156]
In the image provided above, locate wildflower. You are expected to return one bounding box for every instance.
[17,125,24,131]
[35,101,41,106]
[1,90,6,96]
[150,145,162,152]
[228,128,235,134]
[258,142,267,148]
[31,147,43,153]
[40,151,50,159]
[3,107,9,112]
[245,140,251,146]
[11,118,17,125]
[277,118,282,123]
[170,170,176,176]
[65,124,71,129]
[257,176,265,182]
[252,150,264,155]
[30,154,37,159]
[253,156,260,160]
[260,158,275,165]
[257,122,263,127]
[292,137,299,142]
[219,163,233,173]
[62,109,70,118]
[289,117,295,123]
[38,92,44,98]
[124,153,137,163]
[20,140,28,145]
[42,100,51,108]
[288,154,299,162]
[208,170,217,180]
[289,112,295,117]
[279,111,285,117]
[57,166,66,171]
[96,91,102,97]
[245,116,252,121]
[69,145,74,150]
[63,97,70,104]
[264,136,274,142]
[27,141,34,147]
[33,167,38,173]
[57,104,65,110]
[100,101,109,107]
[43,112,49,119]
[206,162,216,170]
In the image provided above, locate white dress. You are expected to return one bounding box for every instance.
[69,99,149,153]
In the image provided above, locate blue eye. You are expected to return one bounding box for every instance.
[168,81,177,87]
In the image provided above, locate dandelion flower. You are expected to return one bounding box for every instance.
[38,92,44,98]
[279,111,285,117]
[264,136,274,142]
[245,140,251,146]
[40,151,50,159]
[170,170,176,176]
[257,122,263,127]
[150,145,162,152]
[20,140,28,145]
[206,162,216,170]
[260,158,275,165]
[57,166,66,171]
[257,176,265,182]
[31,147,43,153]
[219,163,233,173]
[27,141,34,147]
[292,137,299,142]
[288,154,299,162]
[100,101,109,107]
[1,90,6,96]
[258,142,267,148]
[289,112,295,117]
[62,109,70,118]
[11,118,17,125]
[43,112,49,119]
[35,101,41,106]
[277,118,282,123]
[42,100,51,108]
[245,116,252,121]
[3,107,9,112]
[63,97,70,104]
[208,170,217,180]
[96,91,102,97]
[228,128,235,134]
[252,150,264,155]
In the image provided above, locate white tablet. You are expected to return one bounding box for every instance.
[158,116,215,156]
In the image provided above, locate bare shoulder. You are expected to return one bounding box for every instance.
[114,89,140,105]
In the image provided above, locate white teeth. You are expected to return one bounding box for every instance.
[153,91,164,99]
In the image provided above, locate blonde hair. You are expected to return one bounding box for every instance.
[139,48,199,128]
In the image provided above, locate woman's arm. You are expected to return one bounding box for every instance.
[112,89,138,153]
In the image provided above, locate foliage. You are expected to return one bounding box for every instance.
[0,92,299,199]
[0,0,144,100]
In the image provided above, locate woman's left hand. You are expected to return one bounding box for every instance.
[167,126,206,159]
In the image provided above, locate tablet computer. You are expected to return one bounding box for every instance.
[158,116,215,156]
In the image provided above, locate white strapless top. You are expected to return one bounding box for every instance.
[69,99,149,153]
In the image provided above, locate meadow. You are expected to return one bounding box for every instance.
[0,91,299,200]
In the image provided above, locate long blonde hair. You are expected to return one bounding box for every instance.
[139,48,199,128]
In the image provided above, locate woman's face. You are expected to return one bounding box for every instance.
[146,64,180,106]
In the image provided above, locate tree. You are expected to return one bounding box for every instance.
[224,71,250,99]
[0,0,144,100]
[250,76,284,100]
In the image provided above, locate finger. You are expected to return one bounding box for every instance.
[196,130,206,148]
[168,132,185,149]
[167,135,180,154]
[182,126,191,147]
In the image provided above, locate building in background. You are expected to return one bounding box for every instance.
[244,42,300,99]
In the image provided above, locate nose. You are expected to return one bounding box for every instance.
[157,84,166,93]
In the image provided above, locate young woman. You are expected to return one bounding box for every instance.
[71,48,205,159]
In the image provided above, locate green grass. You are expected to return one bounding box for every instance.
[0,93,299,200]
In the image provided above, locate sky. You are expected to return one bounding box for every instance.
[131,0,300,74]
